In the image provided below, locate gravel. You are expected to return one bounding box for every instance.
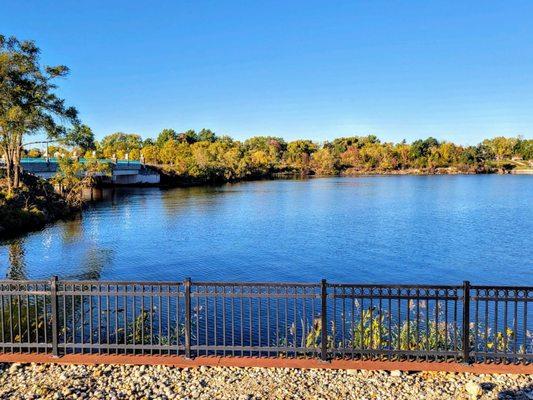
[0,362,532,399]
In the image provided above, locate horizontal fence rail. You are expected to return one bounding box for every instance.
[0,278,531,364]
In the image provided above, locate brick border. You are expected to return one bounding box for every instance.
[0,354,531,375]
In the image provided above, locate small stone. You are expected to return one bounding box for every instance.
[8,363,22,373]
[465,381,483,399]
[346,369,359,375]
[390,370,402,377]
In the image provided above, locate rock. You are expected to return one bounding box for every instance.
[8,363,22,373]
[346,369,359,375]
[465,381,483,399]
[390,370,402,377]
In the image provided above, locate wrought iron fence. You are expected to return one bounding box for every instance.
[0,278,531,364]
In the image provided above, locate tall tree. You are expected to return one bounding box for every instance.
[0,35,78,195]
[99,132,142,158]
[178,129,198,144]
[155,128,178,147]
[197,128,216,142]
[66,124,95,152]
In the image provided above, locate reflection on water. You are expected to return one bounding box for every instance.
[81,187,115,202]
[6,240,26,280]
[64,248,114,280]
[61,216,84,244]
[0,176,532,285]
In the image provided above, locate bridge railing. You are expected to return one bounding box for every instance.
[0,278,531,363]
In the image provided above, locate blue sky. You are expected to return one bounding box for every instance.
[2,0,533,145]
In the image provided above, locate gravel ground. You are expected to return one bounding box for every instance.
[0,363,533,399]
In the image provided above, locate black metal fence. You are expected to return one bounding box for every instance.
[0,278,531,364]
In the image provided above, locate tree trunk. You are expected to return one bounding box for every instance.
[5,160,13,196]
[2,145,14,196]
[13,134,22,189]
[13,163,20,189]
[13,152,20,189]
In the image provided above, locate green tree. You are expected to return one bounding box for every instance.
[243,136,286,165]
[515,138,533,160]
[331,136,362,153]
[197,128,216,143]
[311,147,338,175]
[0,35,78,195]
[394,143,411,169]
[52,158,110,206]
[155,128,178,147]
[286,140,318,170]
[141,145,159,164]
[159,139,180,165]
[482,137,518,160]
[66,124,95,152]
[143,138,155,147]
[100,132,142,159]
[178,129,198,144]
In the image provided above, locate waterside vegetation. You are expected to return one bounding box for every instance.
[41,132,533,185]
[0,172,76,239]
[28,129,533,184]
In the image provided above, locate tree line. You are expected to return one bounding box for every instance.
[31,129,533,182]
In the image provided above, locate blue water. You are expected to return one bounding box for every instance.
[1,176,532,285]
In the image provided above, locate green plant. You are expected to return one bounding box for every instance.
[352,308,389,349]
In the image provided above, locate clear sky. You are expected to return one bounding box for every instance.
[2,0,533,145]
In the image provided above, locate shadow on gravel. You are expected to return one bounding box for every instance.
[497,385,533,400]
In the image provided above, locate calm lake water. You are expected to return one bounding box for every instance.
[1,176,532,285]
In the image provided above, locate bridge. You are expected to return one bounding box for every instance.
[17,157,160,185]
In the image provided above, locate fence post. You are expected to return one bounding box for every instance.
[50,276,59,357]
[184,277,192,359]
[462,280,471,363]
[320,279,328,362]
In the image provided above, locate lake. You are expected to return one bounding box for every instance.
[1,176,532,285]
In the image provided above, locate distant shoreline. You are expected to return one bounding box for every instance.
[149,166,531,188]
